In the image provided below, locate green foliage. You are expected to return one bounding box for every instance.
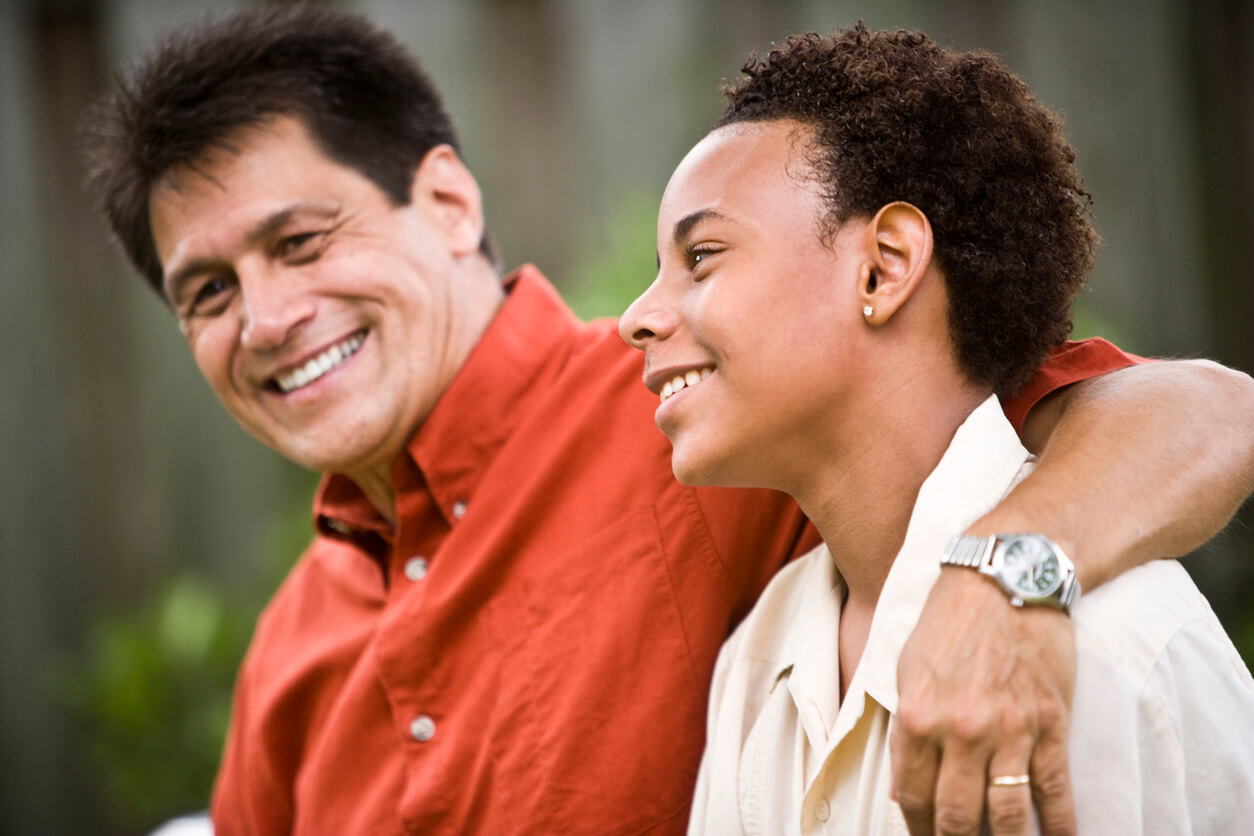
[53,492,314,833]
[561,187,660,322]
[52,576,251,831]
[1069,301,1138,351]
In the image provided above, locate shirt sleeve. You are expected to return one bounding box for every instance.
[999,338,1147,433]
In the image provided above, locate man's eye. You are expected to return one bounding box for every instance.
[277,231,326,261]
[196,277,228,302]
[190,276,232,315]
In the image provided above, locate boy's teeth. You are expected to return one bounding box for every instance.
[276,331,366,393]
[659,366,714,404]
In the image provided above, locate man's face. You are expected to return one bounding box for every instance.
[620,121,872,492]
[150,115,492,477]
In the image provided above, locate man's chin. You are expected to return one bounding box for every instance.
[261,438,376,476]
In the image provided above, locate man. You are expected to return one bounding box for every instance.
[83,6,1254,835]
[617,25,1254,833]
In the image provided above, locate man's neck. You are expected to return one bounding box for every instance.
[348,463,398,526]
[334,258,508,530]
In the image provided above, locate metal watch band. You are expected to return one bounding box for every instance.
[1055,570,1081,611]
[940,534,996,569]
[941,533,1081,614]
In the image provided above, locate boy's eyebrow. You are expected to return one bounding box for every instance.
[672,208,734,246]
[657,208,737,269]
[163,200,339,300]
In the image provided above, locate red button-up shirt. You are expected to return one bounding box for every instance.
[211,266,1136,835]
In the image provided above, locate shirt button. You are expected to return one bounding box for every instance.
[403,556,429,581]
[409,714,436,742]
[815,798,831,822]
[451,500,468,520]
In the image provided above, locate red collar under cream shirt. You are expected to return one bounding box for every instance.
[210,265,1137,835]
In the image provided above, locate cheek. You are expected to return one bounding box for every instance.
[686,289,750,357]
[189,327,240,395]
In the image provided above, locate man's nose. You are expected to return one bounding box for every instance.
[239,264,315,351]
[619,278,679,350]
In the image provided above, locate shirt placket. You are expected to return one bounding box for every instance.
[377,467,454,819]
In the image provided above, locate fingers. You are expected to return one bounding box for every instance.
[890,720,939,836]
[985,737,1035,836]
[893,697,1039,836]
[892,697,996,836]
[891,713,1064,836]
[890,572,1078,835]
[931,733,993,835]
[1028,731,1077,836]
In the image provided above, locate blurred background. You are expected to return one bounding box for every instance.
[2,0,1251,832]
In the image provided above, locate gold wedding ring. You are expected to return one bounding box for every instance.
[989,774,1031,787]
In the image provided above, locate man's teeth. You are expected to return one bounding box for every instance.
[275,331,366,393]
[660,367,713,403]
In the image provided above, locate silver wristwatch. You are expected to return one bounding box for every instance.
[940,533,1081,614]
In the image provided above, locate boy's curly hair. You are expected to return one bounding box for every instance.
[717,24,1096,395]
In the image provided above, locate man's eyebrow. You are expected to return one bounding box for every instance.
[163,200,340,300]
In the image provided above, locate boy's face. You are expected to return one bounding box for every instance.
[620,120,874,493]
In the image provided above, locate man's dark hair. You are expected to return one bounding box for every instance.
[83,4,499,295]
[716,24,1096,396]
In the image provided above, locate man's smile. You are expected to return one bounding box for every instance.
[272,328,368,393]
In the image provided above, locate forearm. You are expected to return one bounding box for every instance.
[974,359,1254,590]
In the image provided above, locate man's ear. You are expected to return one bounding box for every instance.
[410,144,485,257]
[856,201,933,325]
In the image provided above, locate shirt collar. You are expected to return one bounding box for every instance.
[775,396,1032,732]
[776,546,845,745]
[859,396,1033,713]
[313,264,582,537]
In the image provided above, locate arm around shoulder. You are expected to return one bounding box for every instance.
[891,355,1254,836]
[1008,357,1254,589]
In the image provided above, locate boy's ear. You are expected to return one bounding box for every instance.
[856,202,933,325]
[410,144,485,257]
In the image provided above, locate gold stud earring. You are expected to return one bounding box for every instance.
[863,305,874,318]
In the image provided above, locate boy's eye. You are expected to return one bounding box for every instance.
[687,245,723,278]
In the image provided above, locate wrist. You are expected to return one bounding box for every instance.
[965,505,1090,589]
[940,532,1081,614]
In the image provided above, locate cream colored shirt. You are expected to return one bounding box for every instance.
[690,397,1254,836]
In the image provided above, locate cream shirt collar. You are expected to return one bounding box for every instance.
[774,396,1033,743]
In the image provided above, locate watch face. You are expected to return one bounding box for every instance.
[1000,536,1062,599]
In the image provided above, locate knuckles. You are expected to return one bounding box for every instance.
[986,794,1032,832]
[948,705,996,746]
[1034,697,1067,733]
[893,787,935,820]
[895,700,941,739]
[999,703,1032,738]
[934,803,980,835]
[1029,762,1071,801]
